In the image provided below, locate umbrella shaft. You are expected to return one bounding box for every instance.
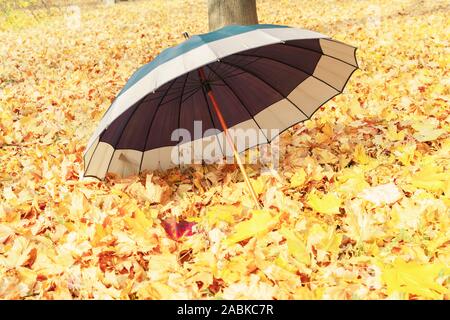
[198,68,261,209]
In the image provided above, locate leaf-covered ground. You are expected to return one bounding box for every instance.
[0,0,449,299]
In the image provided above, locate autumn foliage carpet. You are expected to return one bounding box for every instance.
[0,0,449,299]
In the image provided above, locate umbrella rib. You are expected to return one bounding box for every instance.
[200,83,225,158]
[220,70,247,79]
[233,52,342,93]
[216,56,261,79]
[137,79,177,173]
[218,59,310,121]
[157,86,200,107]
[205,64,269,144]
[181,87,202,103]
[205,83,230,87]
[176,73,189,168]
[99,82,169,123]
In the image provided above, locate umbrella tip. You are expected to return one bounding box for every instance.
[182,32,190,39]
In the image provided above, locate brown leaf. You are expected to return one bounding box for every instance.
[22,248,37,269]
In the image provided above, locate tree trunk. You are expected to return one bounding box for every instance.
[207,0,258,31]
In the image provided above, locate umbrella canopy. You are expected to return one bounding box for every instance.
[84,24,357,180]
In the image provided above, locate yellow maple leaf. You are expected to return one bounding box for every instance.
[308,224,342,255]
[411,164,449,193]
[290,168,307,188]
[353,144,371,165]
[380,259,449,299]
[225,210,279,245]
[124,206,153,237]
[92,223,110,247]
[393,143,416,166]
[280,227,310,264]
[136,281,174,299]
[274,256,298,273]
[386,124,406,142]
[336,166,370,194]
[206,205,241,226]
[314,148,339,164]
[251,176,268,194]
[307,192,342,215]
[412,122,446,142]
[219,255,250,283]
[322,122,334,137]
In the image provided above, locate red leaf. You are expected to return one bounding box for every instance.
[37,274,47,281]
[161,217,195,241]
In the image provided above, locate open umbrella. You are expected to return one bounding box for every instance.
[83,24,358,208]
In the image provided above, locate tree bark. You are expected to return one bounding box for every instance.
[207,0,258,31]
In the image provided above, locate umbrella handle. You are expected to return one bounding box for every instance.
[198,68,262,209]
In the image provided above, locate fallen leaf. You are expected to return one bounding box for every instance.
[206,205,241,226]
[225,210,279,245]
[307,192,342,215]
[290,168,307,188]
[359,183,402,206]
[161,217,196,241]
[22,248,37,269]
[280,227,310,264]
[380,259,448,299]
